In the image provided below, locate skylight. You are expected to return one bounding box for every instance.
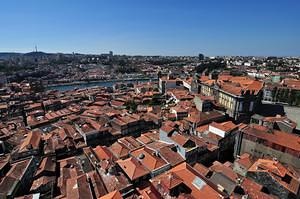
[192,176,206,190]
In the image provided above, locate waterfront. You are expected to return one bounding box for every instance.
[46,78,154,91]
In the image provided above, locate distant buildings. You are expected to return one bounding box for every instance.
[198,53,205,61]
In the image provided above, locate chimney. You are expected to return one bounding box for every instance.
[272,157,278,164]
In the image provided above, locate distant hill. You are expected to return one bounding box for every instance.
[0,51,109,62]
[0,51,59,61]
[0,52,23,60]
[24,51,51,57]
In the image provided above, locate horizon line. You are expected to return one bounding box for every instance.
[0,50,299,58]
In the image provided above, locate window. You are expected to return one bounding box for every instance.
[282,174,292,184]
[239,102,243,112]
[249,101,254,111]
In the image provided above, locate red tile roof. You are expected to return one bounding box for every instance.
[87,171,107,198]
[210,161,239,182]
[242,124,300,152]
[210,121,237,132]
[203,76,264,96]
[160,172,183,189]
[235,153,254,169]
[110,100,125,107]
[151,163,222,199]
[160,124,175,134]
[117,157,150,181]
[35,156,56,177]
[193,163,210,177]
[66,174,93,199]
[170,134,192,147]
[158,146,185,167]
[19,131,41,152]
[131,147,168,172]
[4,158,32,180]
[30,176,56,192]
[137,134,154,145]
[241,178,274,199]
[282,78,300,90]
[248,158,300,195]
[93,145,115,161]
[109,142,129,159]
[118,136,142,150]
[137,183,162,199]
[99,190,123,199]
[195,124,209,133]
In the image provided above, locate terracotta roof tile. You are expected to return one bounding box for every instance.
[158,146,185,167]
[19,131,41,152]
[210,121,237,132]
[99,190,123,199]
[160,124,175,134]
[193,163,210,177]
[160,172,183,189]
[35,156,56,177]
[243,124,300,152]
[117,157,150,181]
[109,142,129,159]
[130,147,168,172]
[118,136,142,150]
[241,178,274,199]
[151,163,223,199]
[66,174,93,199]
[210,161,239,182]
[248,158,300,195]
[137,134,154,145]
[30,176,56,192]
[235,153,254,169]
[93,145,115,161]
[170,134,193,147]
[87,171,107,198]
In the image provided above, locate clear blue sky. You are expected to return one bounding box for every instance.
[0,0,299,56]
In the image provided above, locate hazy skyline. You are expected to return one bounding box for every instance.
[1,0,300,56]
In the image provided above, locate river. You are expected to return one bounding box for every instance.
[46,78,154,92]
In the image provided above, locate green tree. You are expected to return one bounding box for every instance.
[125,100,137,112]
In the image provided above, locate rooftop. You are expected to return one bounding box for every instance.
[151,162,223,199]
[117,157,150,181]
[131,146,168,171]
[248,158,300,195]
[242,124,300,152]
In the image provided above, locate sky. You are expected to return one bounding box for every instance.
[0,0,299,56]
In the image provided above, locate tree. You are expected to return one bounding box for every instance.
[272,87,277,101]
[125,100,137,112]
[196,61,226,74]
